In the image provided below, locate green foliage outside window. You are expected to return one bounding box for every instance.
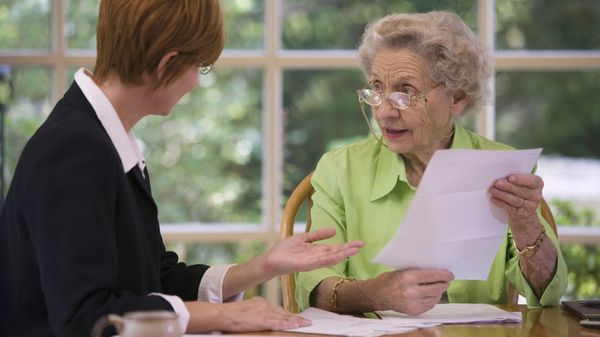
[2,0,600,301]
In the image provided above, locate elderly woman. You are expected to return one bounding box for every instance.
[296,11,567,315]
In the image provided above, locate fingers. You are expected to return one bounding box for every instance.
[419,281,451,298]
[272,312,311,330]
[222,298,311,332]
[507,174,544,190]
[302,227,336,243]
[493,174,543,198]
[490,174,544,212]
[299,242,364,270]
[403,268,455,284]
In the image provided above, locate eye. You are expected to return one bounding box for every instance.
[400,85,417,95]
[370,81,384,92]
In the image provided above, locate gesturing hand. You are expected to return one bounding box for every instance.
[261,228,364,276]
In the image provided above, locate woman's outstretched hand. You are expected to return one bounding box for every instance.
[262,228,365,276]
[222,228,363,299]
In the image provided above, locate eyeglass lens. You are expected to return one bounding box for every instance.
[358,89,410,110]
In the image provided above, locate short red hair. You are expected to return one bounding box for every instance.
[93,0,225,87]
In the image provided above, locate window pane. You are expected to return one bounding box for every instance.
[496,0,600,50]
[561,243,600,300]
[65,0,264,50]
[0,0,51,50]
[66,0,99,50]
[283,70,367,198]
[136,69,263,224]
[222,0,264,49]
[2,66,52,194]
[495,71,600,223]
[282,0,476,49]
[166,240,268,297]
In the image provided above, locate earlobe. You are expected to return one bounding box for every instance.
[156,51,180,81]
[450,90,470,116]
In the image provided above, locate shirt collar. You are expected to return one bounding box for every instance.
[369,141,407,201]
[368,123,472,201]
[74,68,146,175]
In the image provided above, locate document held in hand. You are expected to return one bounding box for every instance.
[373,148,543,280]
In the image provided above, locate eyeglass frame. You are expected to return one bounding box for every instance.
[356,82,443,146]
[198,64,213,75]
[357,82,442,110]
[176,51,214,75]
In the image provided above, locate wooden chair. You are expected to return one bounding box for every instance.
[279,172,558,312]
[280,172,314,313]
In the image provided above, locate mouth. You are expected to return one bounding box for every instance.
[383,127,409,139]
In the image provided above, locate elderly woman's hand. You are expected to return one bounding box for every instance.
[367,269,454,316]
[489,173,559,298]
[489,173,545,236]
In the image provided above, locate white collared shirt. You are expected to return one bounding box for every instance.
[74,68,243,331]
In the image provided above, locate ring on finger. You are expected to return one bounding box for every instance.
[518,198,526,210]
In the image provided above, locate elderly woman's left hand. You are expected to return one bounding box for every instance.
[489,173,544,233]
[489,173,558,298]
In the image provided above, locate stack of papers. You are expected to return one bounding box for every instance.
[287,307,434,337]
[286,304,521,336]
[379,303,522,324]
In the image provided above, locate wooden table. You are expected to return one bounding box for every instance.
[235,305,600,337]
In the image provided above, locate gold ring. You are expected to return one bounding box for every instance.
[518,198,526,209]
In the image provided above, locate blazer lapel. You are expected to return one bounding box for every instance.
[128,167,158,216]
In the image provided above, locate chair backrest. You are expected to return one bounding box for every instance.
[279,172,558,311]
[280,172,314,313]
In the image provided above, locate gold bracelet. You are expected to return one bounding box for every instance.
[514,229,546,258]
[331,277,356,311]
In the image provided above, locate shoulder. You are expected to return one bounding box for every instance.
[313,137,381,186]
[461,128,515,151]
[14,104,121,192]
[319,137,382,166]
[29,103,115,161]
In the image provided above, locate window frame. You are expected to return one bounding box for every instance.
[1,0,600,302]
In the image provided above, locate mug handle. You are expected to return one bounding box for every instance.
[91,314,124,337]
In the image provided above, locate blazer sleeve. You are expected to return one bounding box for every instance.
[160,246,209,300]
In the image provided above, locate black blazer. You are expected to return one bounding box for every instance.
[0,82,209,337]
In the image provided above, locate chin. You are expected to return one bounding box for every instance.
[155,110,172,116]
[386,142,411,155]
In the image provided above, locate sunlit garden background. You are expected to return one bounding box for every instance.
[1,0,599,301]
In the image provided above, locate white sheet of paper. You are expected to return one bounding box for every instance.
[285,304,520,336]
[373,148,542,279]
[379,303,522,324]
[286,307,436,337]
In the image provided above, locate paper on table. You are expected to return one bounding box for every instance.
[285,304,520,336]
[373,148,542,279]
[379,303,522,325]
[286,307,437,337]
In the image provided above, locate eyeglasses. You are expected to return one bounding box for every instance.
[356,82,442,146]
[198,64,213,75]
[356,82,442,110]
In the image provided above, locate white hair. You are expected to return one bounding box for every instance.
[358,11,492,115]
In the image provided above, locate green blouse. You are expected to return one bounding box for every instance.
[296,124,567,310]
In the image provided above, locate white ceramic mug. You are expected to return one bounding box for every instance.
[91,311,182,337]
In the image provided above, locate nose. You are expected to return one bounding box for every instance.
[374,94,401,119]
